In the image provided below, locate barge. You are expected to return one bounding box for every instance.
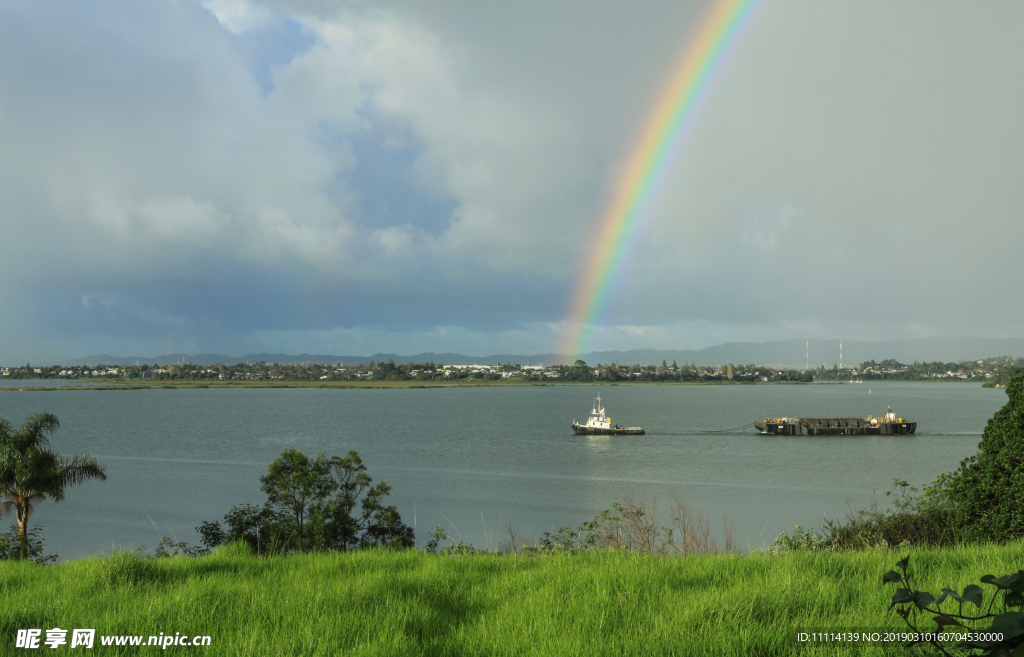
[572,395,645,435]
[755,408,916,435]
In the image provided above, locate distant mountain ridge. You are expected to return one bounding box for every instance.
[43,336,1024,368]
[579,337,1024,369]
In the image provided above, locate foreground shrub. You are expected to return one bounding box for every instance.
[198,448,414,555]
[947,376,1024,542]
[760,524,832,553]
[830,477,958,549]
[419,496,733,557]
[764,478,957,554]
[154,537,209,558]
[0,523,56,564]
[519,495,733,556]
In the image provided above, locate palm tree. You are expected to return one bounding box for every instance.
[0,413,107,560]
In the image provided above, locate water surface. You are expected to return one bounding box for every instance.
[0,382,1005,558]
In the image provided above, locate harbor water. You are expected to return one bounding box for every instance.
[0,381,1007,559]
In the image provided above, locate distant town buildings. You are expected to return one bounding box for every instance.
[0,356,1019,384]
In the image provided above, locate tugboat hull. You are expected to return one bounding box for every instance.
[572,423,645,436]
[572,394,644,435]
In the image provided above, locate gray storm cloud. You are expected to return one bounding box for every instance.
[0,0,1021,361]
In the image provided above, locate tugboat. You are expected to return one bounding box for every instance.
[755,407,916,436]
[572,395,645,435]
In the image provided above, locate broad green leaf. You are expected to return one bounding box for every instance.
[883,570,904,583]
[932,614,963,627]
[891,588,913,603]
[915,591,937,609]
[987,575,1021,591]
[989,611,1024,639]
[963,585,985,608]
[942,587,966,604]
[890,588,914,611]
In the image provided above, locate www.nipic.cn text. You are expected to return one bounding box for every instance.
[15,629,212,649]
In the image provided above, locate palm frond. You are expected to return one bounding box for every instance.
[0,417,13,443]
[0,459,16,486]
[54,455,107,498]
[19,449,64,497]
[7,413,60,453]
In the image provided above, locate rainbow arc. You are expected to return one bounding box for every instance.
[560,0,765,359]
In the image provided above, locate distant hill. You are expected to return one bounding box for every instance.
[576,337,1024,370]
[45,336,1024,369]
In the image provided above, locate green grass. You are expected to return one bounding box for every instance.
[3,543,1023,655]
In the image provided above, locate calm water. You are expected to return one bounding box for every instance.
[0,382,1007,559]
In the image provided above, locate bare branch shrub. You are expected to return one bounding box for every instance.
[522,494,733,556]
[497,520,532,555]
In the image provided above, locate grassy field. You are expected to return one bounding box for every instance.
[3,542,1022,655]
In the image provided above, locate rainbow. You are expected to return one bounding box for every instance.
[560,0,765,360]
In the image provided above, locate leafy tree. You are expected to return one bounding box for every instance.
[199,448,414,554]
[947,376,1024,541]
[373,359,399,380]
[197,503,284,553]
[0,413,107,560]
[260,448,333,548]
[317,450,412,551]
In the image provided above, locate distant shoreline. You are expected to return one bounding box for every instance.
[0,379,985,391]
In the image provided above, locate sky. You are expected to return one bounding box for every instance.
[1,0,1023,362]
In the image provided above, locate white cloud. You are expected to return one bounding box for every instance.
[95,195,229,244]
[1,0,1022,361]
[202,0,273,34]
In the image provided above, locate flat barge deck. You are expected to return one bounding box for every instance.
[755,409,915,435]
